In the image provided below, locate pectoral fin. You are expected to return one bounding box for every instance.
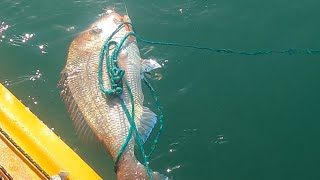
[141,59,161,73]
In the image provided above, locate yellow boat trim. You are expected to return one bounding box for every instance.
[0,83,102,180]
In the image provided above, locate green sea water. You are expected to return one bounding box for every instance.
[1,0,320,179]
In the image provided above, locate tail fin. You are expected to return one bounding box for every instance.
[116,156,169,180]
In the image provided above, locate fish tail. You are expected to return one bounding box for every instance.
[116,156,169,180]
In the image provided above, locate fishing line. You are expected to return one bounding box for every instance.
[100,17,319,179]
[119,1,320,56]
[136,37,320,55]
[99,22,155,179]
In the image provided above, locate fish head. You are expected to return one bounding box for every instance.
[80,10,132,45]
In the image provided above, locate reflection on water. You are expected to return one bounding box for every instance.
[2,69,45,87]
[0,22,9,35]
[0,21,48,54]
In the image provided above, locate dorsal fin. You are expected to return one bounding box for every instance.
[137,107,157,144]
[59,69,96,143]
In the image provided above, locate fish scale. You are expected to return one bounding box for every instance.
[62,24,144,157]
[60,10,167,180]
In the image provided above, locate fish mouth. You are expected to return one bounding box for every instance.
[91,9,132,40]
[73,8,132,41]
[101,8,130,26]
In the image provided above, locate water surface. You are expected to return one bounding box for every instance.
[1,0,320,179]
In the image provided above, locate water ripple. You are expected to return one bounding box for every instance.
[3,69,46,87]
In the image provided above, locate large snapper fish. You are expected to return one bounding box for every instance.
[59,10,165,180]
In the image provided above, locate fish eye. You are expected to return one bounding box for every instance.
[91,26,102,34]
